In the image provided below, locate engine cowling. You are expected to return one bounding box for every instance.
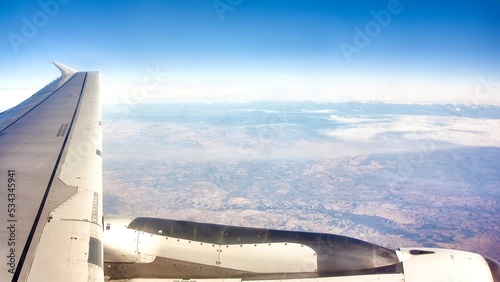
[103,217,155,264]
[103,216,498,282]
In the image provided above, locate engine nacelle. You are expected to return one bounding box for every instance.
[103,216,498,282]
[103,217,155,263]
[103,216,404,280]
[398,247,499,282]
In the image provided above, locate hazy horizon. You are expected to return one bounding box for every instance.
[1,1,499,108]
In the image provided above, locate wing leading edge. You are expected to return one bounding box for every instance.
[0,62,103,281]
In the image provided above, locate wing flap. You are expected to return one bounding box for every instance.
[27,221,103,281]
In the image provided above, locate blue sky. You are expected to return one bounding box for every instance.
[1,0,499,109]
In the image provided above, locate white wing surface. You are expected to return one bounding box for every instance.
[0,62,103,282]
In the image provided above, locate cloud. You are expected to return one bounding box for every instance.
[321,115,500,147]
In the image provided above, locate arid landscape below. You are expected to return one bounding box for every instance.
[102,102,500,260]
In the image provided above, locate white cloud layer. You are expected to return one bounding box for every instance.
[321,115,500,147]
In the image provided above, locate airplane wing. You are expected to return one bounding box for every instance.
[0,62,103,281]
